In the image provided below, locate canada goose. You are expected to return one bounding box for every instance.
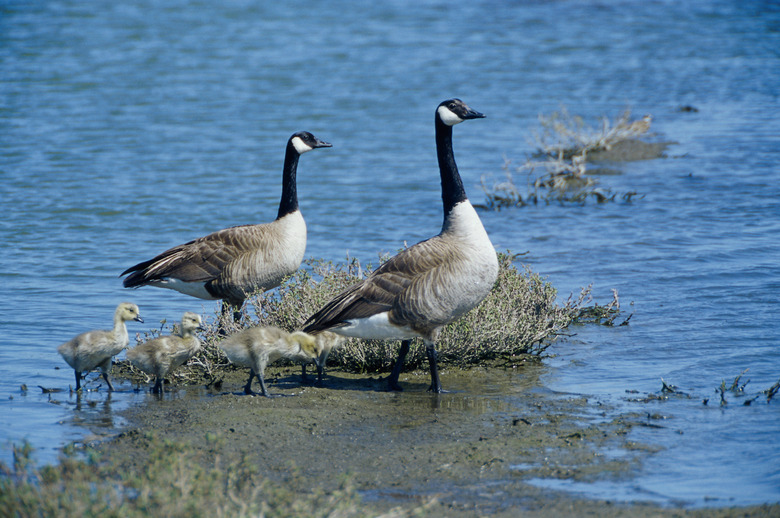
[126,312,204,394]
[120,131,332,323]
[303,99,498,393]
[57,302,143,392]
[219,326,323,397]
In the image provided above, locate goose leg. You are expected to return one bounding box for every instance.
[221,300,243,323]
[425,341,443,393]
[387,340,411,391]
[152,377,163,394]
[74,370,82,391]
[218,301,243,336]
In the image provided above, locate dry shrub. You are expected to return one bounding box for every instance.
[239,252,586,373]
[533,106,652,159]
[480,107,652,209]
[118,252,592,383]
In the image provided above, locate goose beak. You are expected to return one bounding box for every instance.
[134,316,144,323]
[464,108,485,120]
[314,138,332,149]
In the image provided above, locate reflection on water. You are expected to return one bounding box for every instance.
[60,391,121,438]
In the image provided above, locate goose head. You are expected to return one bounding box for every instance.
[436,98,485,126]
[118,302,143,323]
[180,312,204,333]
[290,131,332,155]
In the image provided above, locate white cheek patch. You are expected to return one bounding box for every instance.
[291,136,314,154]
[437,105,464,126]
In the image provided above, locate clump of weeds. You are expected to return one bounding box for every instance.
[573,288,632,327]
[710,370,780,406]
[0,434,393,518]
[242,252,588,373]
[479,107,660,209]
[627,370,780,408]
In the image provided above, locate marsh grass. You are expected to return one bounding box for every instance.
[0,434,397,518]
[479,108,652,209]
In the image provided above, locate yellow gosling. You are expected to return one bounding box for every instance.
[302,331,346,384]
[126,312,203,394]
[219,326,322,397]
[57,302,143,392]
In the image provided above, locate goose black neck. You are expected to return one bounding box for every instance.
[435,115,468,216]
[277,141,301,219]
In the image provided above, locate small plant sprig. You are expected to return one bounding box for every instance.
[573,289,633,327]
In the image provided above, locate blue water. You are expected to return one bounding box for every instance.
[2,0,779,508]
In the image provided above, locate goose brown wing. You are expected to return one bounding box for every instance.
[121,224,269,287]
[303,237,449,333]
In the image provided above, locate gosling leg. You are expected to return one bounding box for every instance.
[256,373,273,397]
[102,372,115,392]
[243,369,256,395]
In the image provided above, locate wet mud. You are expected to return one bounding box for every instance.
[105,364,777,517]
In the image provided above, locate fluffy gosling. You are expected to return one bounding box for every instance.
[57,302,143,392]
[302,331,346,384]
[126,312,204,394]
[219,326,322,397]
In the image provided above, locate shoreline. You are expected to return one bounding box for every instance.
[95,364,777,517]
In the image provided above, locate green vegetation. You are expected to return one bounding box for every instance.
[0,434,382,518]
[479,107,661,208]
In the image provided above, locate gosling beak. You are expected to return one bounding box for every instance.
[134,316,144,323]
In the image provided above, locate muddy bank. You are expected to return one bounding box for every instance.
[106,364,776,517]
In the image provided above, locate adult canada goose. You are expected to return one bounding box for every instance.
[303,99,498,393]
[57,302,143,392]
[218,326,323,397]
[120,131,331,322]
[126,312,204,394]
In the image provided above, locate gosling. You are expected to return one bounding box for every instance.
[219,326,323,397]
[57,302,143,392]
[302,331,346,385]
[126,312,204,394]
